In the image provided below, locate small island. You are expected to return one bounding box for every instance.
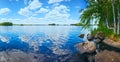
[0,22,13,26]
[48,23,56,26]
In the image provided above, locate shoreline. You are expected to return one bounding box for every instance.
[77,32,120,62]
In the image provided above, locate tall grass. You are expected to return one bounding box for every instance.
[91,26,114,37]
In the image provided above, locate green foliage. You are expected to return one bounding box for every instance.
[74,23,81,26]
[91,26,114,37]
[80,0,120,35]
[71,23,84,26]
[0,22,13,26]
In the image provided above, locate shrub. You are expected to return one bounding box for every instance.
[91,26,114,37]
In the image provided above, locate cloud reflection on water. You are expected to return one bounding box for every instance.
[17,26,72,55]
[0,26,89,62]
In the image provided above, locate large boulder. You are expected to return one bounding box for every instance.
[95,50,120,62]
[87,34,94,41]
[76,41,96,54]
[103,38,120,49]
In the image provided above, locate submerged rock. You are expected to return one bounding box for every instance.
[0,49,45,62]
[95,50,120,62]
[76,41,96,54]
[87,34,94,41]
[79,34,85,38]
[18,35,30,43]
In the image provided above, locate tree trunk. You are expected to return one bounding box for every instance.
[117,16,120,35]
[105,16,109,28]
[111,0,117,34]
[117,0,120,35]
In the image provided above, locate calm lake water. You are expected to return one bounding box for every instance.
[0,26,90,62]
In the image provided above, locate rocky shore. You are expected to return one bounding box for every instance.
[95,50,120,62]
[76,31,120,62]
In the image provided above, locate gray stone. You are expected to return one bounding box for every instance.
[76,41,96,54]
[87,34,94,41]
[103,38,120,49]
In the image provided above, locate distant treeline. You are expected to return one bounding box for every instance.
[0,22,13,26]
[70,23,84,26]
[48,23,56,26]
[0,22,96,26]
[71,23,98,26]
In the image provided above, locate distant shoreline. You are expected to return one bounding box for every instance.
[0,22,97,26]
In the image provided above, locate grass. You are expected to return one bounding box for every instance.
[91,26,114,37]
[91,26,120,42]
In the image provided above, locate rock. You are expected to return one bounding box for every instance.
[103,38,120,49]
[87,34,94,41]
[95,50,120,62]
[76,41,96,54]
[94,38,101,43]
[95,31,105,41]
[79,34,85,38]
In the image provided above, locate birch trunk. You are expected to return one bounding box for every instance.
[111,0,117,34]
[117,16,120,35]
[117,0,120,35]
[105,16,109,28]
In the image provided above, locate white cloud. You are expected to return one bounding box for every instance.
[24,0,32,5]
[28,0,42,10]
[54,5,70,13]
[18,7,32,17]
[36,8,49,13]
[18,0,42,17]
[43,5,78,24]
[48,0,70,4]
[17,0,78,24]
[24,0,28,5]
[44,5,70,22]
[17,4,78,24]
[0,8,10,15]
[48,0,63,4]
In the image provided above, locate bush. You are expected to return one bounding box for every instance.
[91,26,114,37]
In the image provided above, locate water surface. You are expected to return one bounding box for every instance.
[0,26,90,62]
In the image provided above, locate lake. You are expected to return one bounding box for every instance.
[0,26,90,62]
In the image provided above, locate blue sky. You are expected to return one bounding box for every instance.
[0,0,87,24]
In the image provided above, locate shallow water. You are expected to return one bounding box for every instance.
[0,26,90,62]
